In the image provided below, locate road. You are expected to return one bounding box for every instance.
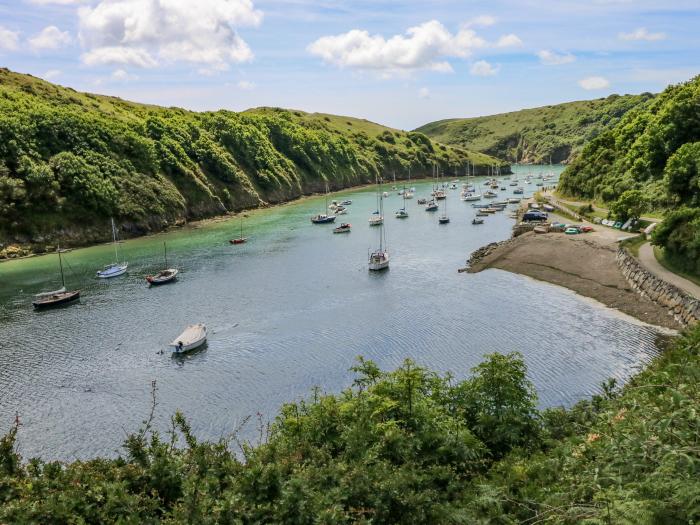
[638,242,700,299]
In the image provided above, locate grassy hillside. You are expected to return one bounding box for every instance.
[416,93,653,164]
[0,69,504,253]
[559,75,700,274]
[1,323,697,523]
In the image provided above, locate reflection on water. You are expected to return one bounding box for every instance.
[0,166,662,459]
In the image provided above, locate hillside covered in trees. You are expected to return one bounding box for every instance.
[0,69,501,251]
[559,75,700,274]
[416,94,652,164]
[1,324,698,523]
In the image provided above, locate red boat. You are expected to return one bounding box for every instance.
[230,217,248,245]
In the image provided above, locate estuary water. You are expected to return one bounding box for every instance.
[0,166,663,460]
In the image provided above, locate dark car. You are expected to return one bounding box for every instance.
[522,211,549,222]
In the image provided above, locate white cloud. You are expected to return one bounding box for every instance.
[496,34,522,48]
[42,69,62,80]
[28,0,87,4]
[418,87,430,99]
[537,49,576,65]
[466,15,496,27]
[307,20,486,76]
[470,60,499,76]
[619,27,666,41]
[111,68,138,82]
[78,0,263,69]
[0,26,19,52]
[82,46,157,67]
[237,80,255,90]
[578,76,610,90]
[29,26,71,51]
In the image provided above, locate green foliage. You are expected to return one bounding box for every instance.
[652,207,700,274]
[560,75,700,270]
[610,189,648,221]
[416,93,652,163]
[0,69,496,246]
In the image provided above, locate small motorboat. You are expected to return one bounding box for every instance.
[311,214,336,224]
[334,206,347,215]
[425,201,438,211]
[434,190,446,200]
[147,268,179,285]
[513,188,524,194]
[461,192,482,201]
[404,191,414,199]
[340,200,352,206]
[417,198,427,205]
[450,183,457,190]
[382,191,389,198]
[508,198,521,204]
[169,323,207,354]
[472,218,484,225]
[476,211,489,217]
[333,223,352,233]
[484,191,498,199]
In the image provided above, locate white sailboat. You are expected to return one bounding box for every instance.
[404,166,414,199]
[96,218,128,278]
[369,189,389,271]
[395,185,409,218]
[438,169,450,224]
[369,176,384,225]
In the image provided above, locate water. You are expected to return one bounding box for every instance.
[0,166,663,460]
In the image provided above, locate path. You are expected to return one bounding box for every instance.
[638,242,700,299]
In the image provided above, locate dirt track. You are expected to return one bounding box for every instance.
[468,231,680,330]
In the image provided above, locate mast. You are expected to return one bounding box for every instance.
[163,241,168,267]
[58,248,66,288]
[111,218,119,262]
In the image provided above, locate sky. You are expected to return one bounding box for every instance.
[0,0,698,130]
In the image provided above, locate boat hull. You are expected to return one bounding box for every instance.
[32,290,80,309]
[96,264,128,279]
[230,238,247,245]
[169,324,207,353]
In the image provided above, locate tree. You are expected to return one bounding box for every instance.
[610,189,648,222]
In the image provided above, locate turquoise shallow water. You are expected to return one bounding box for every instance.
[0,166,663,459]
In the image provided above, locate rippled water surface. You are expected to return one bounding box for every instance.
[0,166,663,459]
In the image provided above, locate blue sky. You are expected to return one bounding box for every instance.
[0,0,698,129]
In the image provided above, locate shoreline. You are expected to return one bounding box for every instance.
[465,230,682,331]
[0,177,408,264]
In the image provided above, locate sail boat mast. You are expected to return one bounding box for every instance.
[111,218,119,262]
[58,248,65,288]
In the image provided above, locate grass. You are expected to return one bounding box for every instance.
[415,93,653,163]
[653,246,700,287]
[621,235,647,256]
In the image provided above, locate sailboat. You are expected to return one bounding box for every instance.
[230,216,248,244]
[368,192,389,271]
[33,247,80,308]
[146,242,179,285]
[369,177,384,226]
[311,183,336,224]
[438,186,450,224]
[404,166,414,199]
[395,185,409,218]
[96,218,128,278]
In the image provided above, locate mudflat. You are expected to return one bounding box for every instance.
[468,231,679,330]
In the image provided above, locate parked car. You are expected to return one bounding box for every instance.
[565,227,580,235]
[581,226,594,233]
[523,211,548,222]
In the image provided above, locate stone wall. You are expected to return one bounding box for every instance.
[617,248,699,327]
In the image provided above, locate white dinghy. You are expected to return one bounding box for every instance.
[169,323,207,354]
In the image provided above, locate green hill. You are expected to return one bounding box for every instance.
[416,94,653,164]
[559,75,700,274]
[0,69,503,253]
